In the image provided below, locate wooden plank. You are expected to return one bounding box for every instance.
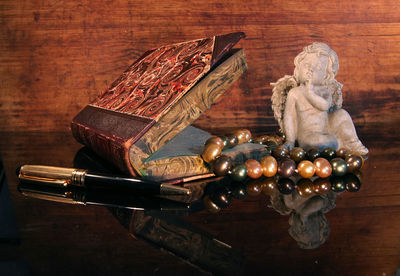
[1,0,400,132]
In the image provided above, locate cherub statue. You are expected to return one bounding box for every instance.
[271,42,368,155]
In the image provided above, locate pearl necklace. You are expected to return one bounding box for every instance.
[201,129,365,182]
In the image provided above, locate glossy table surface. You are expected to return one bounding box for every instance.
[0,122,399,275]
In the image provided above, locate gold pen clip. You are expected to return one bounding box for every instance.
[18,165,87,188]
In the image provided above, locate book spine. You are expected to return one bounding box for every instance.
[71,105,155,176]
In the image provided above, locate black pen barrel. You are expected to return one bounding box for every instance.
[84,173,160,194]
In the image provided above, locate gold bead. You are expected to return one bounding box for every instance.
[297,160,316,178]
[260,155,278,177]
[313,158,332,178]
[201,143,222,163]
[245,159,263,179]
[297,178,314,198]
[205,136,224,149]
[234,129,251,144]
[260,177,278,196]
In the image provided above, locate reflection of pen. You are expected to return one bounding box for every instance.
[18,181,191,212]
[17,165,191,197]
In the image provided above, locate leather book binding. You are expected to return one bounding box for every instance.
[72,32,267,181]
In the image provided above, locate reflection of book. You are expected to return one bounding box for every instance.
[110,208,245,275]
[71,32,267,181]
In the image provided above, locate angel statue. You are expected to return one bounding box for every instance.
[271,42,368,155]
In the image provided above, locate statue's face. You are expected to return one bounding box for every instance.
[297,53,329,85]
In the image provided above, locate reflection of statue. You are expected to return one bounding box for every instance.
[271,42,368,155]
[269,188,337,249]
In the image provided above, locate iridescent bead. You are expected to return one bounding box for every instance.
[296,178,314,198]
[307,148,321,161]
[231,184,247,199]
[278,159,296,178]
[345,151,365,167]
[321,147,336,160]
[313,158,332,178]
[230,164,247,182]
[210,188,232,208]
[297,160,316,178]
[330,157,348,177]
[219,135,229,148]
[344,173,362,192]
[273,145,289,159]
[246,179,263,196]
[345,154,363,172]
[313,178,331,195]
[336,148,348,159]
[226,134,239,148]
[265,140,279,151]
[211,155,232,176]
[234,129,251,144]
[261,177,278,196]
[205,136,224,149]
[261,155,278,177]
[277,178,295,194]
[202,143,222,163]
[253,135,270,144]
[245,159,263,179]
[203,195,221,213]
[330,176,346,193]
[290,147,306,163]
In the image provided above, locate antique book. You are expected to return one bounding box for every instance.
[71,32,268,181]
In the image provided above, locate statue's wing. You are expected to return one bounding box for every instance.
[271,75,297,129]
[331,79,343,109]
[328,79,343,112]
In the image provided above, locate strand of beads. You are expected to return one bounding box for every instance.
[202,171,363,213]
[201,129,366,181]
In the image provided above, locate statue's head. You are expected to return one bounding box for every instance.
[288,211,330,249]
[293,42,339,85]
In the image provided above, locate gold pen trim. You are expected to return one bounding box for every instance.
[18,165,87,188]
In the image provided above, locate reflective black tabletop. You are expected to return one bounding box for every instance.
[1,123,399,275]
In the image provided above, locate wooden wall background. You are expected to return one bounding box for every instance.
[1,0,400,133]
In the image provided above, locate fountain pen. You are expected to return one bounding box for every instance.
[17,165,191,197]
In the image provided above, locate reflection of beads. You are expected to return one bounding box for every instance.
[202,173,362,213]
[201,129,366,181]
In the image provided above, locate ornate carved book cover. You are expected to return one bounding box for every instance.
[71,32,267,181]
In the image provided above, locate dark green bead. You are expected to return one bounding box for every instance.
[344,173,362,192]
[321,147,336,160]
[307,148,321,161]
[330,176,346,192]
[277,178,295,194]
[230,164,247,182]
[272,145,289,159]
[231,184,247,199]
[219,136,229,148]
[211,155,232,176]
[226,134,238,148]
[330,157,348,177]
[290,147,306,163]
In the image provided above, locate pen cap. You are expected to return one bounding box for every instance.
[18,165,87,187]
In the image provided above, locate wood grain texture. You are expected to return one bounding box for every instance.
[1,0,399,133]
